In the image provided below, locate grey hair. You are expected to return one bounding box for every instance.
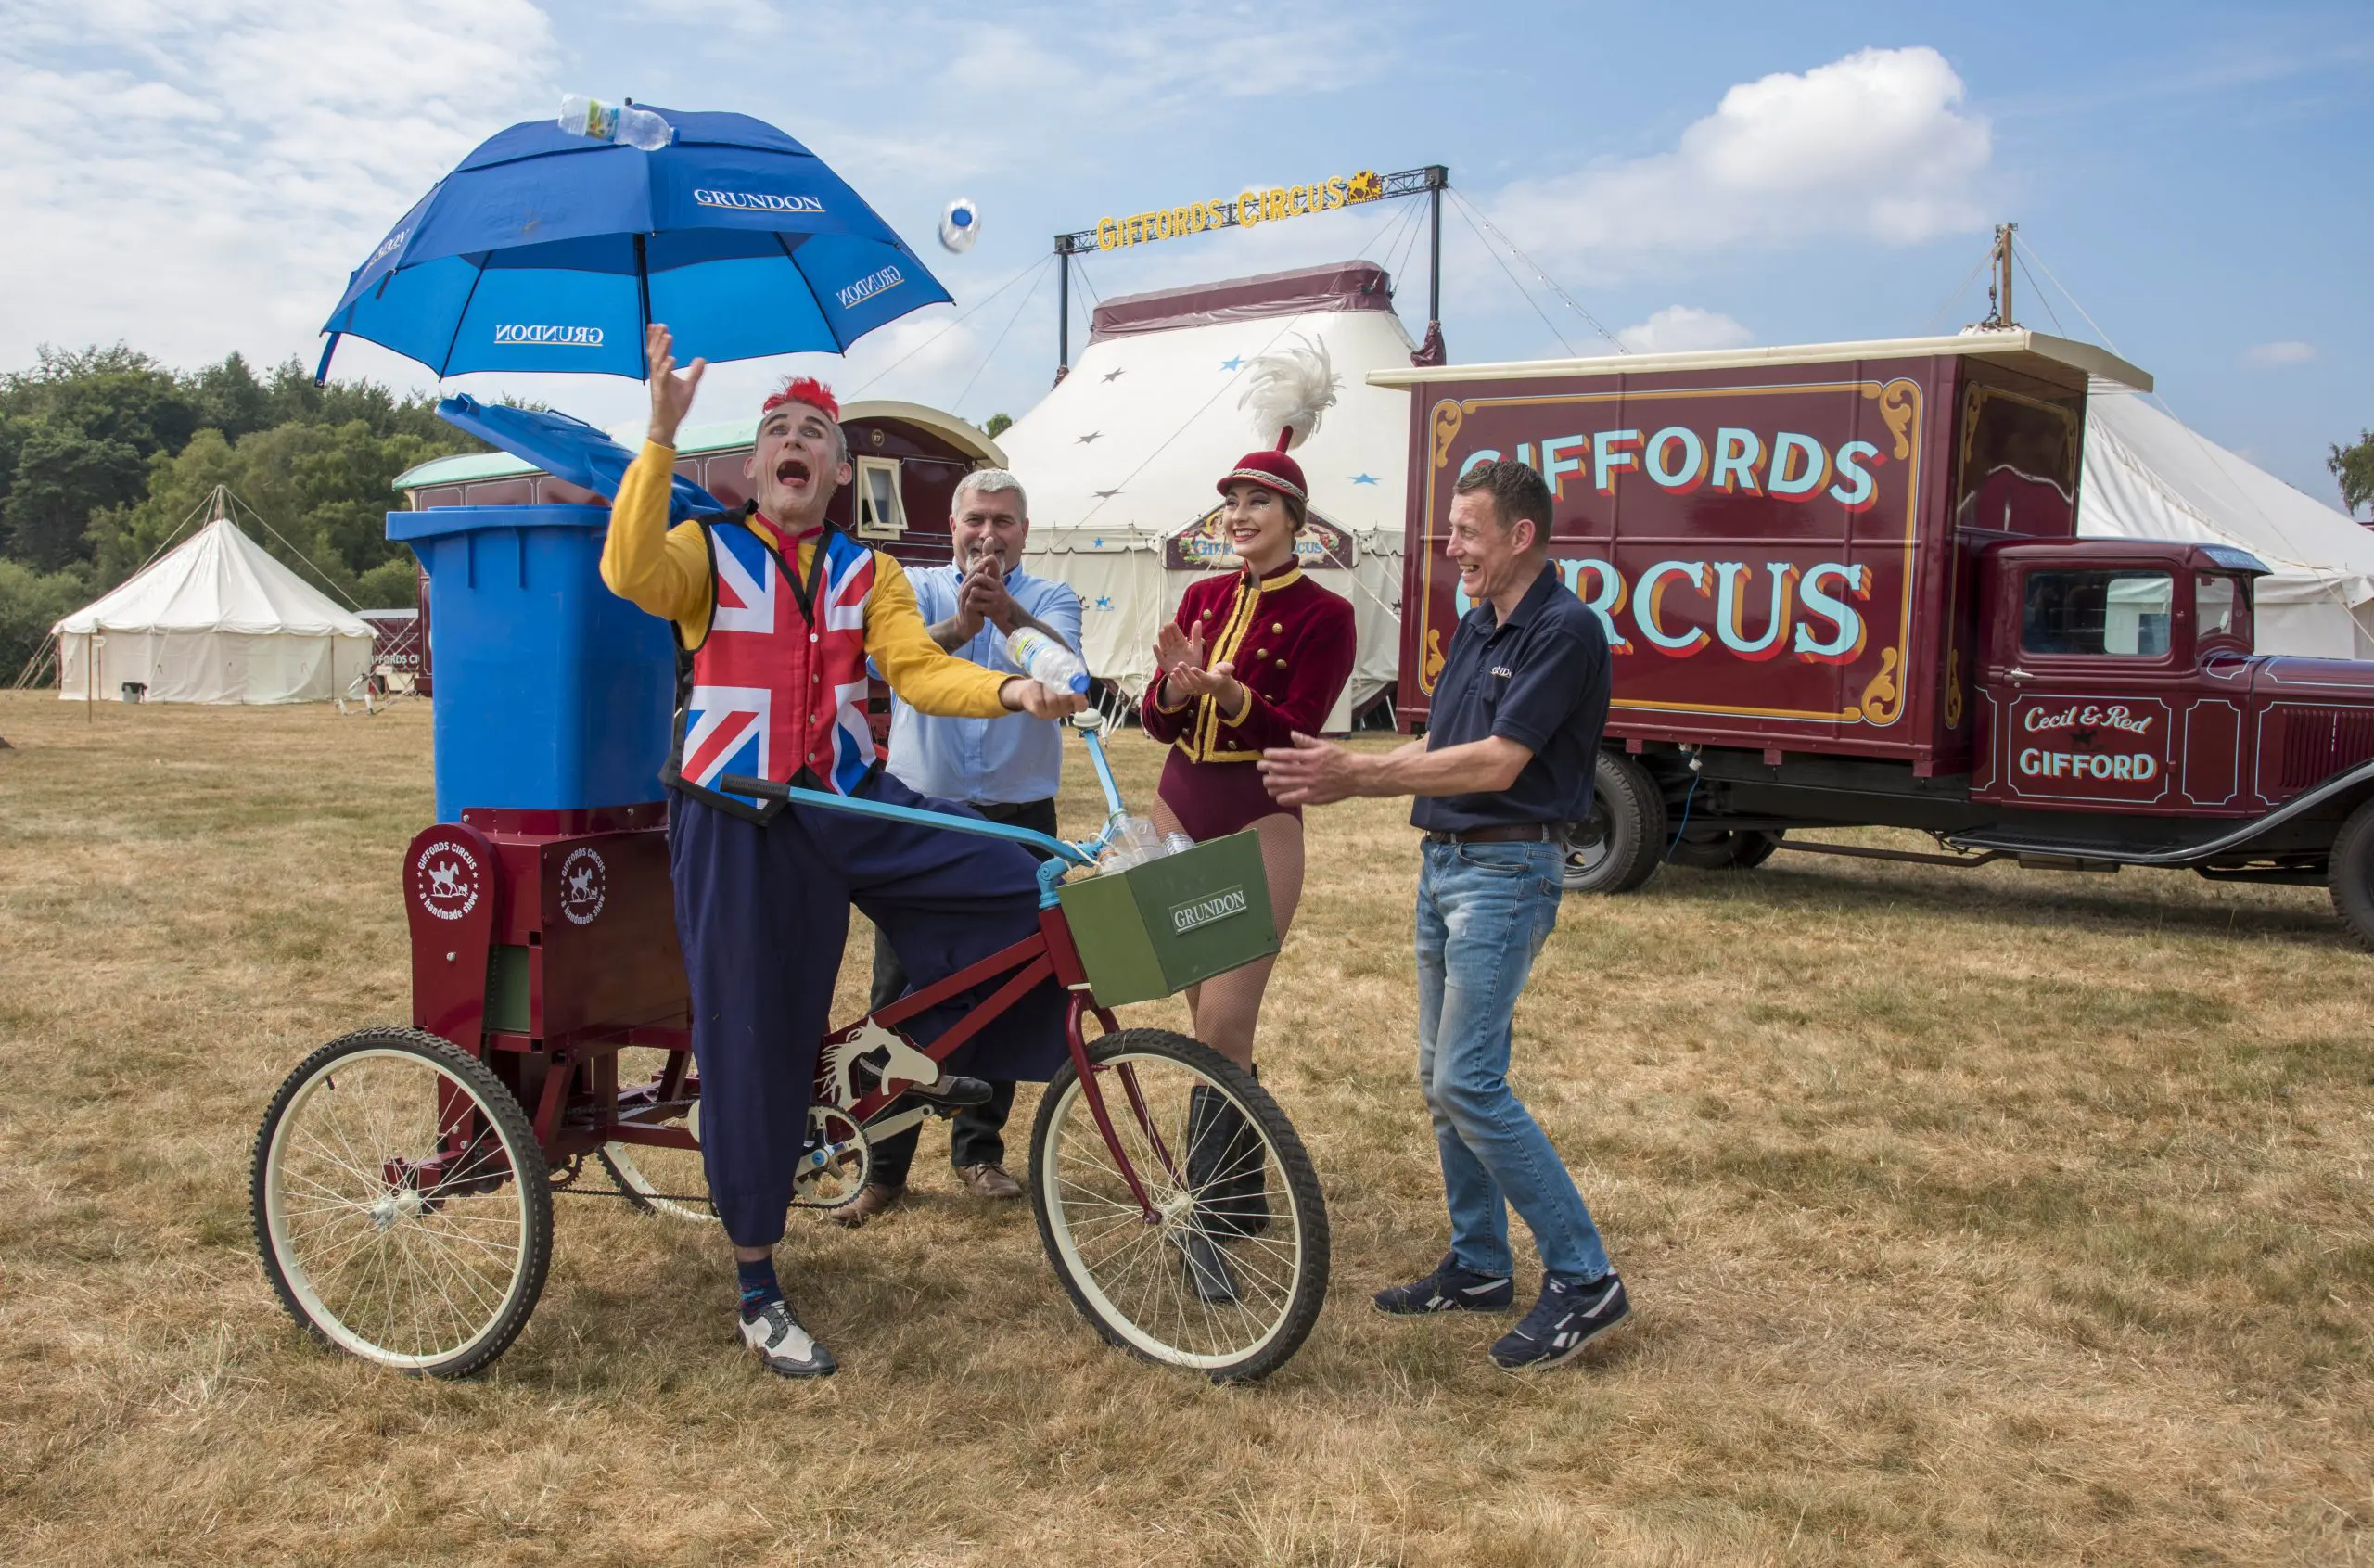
[953,467,1027,519]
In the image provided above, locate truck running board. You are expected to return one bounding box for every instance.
[1942,756,2374,869]
[1772,839,2012,871]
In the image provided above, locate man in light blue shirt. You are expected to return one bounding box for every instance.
[838,467,1084,1226]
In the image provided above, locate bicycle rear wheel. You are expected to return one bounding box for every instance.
[1029,1028,1328,1383]
[250,1027,550,1377]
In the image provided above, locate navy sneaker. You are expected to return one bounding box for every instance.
[1489,1273,1628,1370]
[1372,1253,1515,1316]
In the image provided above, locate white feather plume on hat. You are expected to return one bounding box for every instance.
[1239,336,1340,452]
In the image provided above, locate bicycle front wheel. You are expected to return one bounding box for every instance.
[1029,1028,1328,1383]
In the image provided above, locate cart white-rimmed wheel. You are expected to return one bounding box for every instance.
[250,1027,551,1377]
[598,1046,715,1223]
[1028,1028,1328,1383]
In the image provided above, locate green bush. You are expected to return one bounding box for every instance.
[0,559,89,683]
[354,556,421,610]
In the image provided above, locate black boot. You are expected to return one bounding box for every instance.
[1185,1081,1269,1239]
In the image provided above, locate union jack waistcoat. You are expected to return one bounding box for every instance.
[665,513,880,822]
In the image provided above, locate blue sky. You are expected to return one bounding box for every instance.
[3,0,2367,505]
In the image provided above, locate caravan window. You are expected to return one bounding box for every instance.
[2022,569,2174,657]
[855,457,906,539]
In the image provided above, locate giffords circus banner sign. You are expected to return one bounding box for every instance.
[1095,170,1384,251]
[1166,506,1356,571]
[1414,374,1927,733]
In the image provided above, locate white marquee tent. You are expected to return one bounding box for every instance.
[1002,262,1417,730]
[2078,392,2374,659]
[54,516,376,704]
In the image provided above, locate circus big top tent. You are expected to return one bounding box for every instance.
[2079,392,2374,660]
[53,516,375,704]
[1002,262,1416,729]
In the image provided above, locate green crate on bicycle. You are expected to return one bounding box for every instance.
[1057,831,1279,1006]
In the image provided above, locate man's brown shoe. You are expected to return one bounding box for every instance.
[830,1182,905,1229]
[954,1163,1023,1201]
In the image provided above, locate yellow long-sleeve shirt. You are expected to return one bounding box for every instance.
[599,440,1010,720]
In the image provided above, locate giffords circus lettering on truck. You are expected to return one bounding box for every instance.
[1416,376,1926,732]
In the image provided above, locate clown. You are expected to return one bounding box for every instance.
[603,325,1084,1378]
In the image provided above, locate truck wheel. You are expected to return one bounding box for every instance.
[2326,798,2374,950]
[1564,752,1666,895]
[1666,829,1784,871]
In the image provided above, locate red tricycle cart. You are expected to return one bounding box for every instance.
[249,719,1329,1383]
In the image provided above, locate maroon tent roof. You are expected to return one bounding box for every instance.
[1089,261,1394,341]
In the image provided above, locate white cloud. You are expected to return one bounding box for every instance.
[2245,339,2317,366]
[1491,46,1992,282]
[1615,306,1755,354]
[0,0,556,372]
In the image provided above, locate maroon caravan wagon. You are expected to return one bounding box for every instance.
[1377,333,2374,948]
[249,413,1328,1383]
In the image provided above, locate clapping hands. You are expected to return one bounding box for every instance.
[1155,621,1238,706]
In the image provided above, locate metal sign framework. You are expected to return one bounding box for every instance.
[1052,164,1449,378]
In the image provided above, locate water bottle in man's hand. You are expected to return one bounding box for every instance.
[1005,627,1089,696]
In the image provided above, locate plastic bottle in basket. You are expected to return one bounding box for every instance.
[1161,831,1194,857]
[1004,627,1089,695]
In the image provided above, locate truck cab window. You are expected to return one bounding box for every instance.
[2021,569,2173,657]
[2196,575,2239,641]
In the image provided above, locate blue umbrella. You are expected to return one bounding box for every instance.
[318,106,951,382]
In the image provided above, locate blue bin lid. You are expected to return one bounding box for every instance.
[389,502,618,542]
[435,394,724,522]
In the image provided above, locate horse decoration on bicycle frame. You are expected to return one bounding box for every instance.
[251,105,1330,1386]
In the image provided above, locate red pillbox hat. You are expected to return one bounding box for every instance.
[1217,447,1308,504]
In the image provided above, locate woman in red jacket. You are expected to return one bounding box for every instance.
[1139,347,1356,1247]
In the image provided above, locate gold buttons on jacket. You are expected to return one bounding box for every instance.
[1255,648,1268,659]
[1276,658,1288,668]
[1272,622,1283,634]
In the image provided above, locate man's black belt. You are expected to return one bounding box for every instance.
[1422,822,1562,845]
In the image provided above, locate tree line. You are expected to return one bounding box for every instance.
[0,345,479,679]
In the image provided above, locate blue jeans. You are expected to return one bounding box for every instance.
[1415,838,1610,1286]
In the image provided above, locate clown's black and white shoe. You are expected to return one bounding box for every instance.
[741,1299,837,1379]
[1489,1272,1628,1370]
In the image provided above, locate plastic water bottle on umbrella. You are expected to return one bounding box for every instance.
[558,95,672,151]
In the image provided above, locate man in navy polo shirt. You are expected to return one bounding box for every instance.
[1259,457,1627,1371]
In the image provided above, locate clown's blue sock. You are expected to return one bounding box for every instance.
[736,1255,782,1322]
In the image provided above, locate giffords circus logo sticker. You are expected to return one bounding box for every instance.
[694,188,826,214]
[835,264,905,311]
[559,847,607,926]
[1170,886,1249,935]
[414,840,481,921]
[493,324,605,347]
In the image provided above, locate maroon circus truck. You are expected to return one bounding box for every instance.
[1377,332,2374,948]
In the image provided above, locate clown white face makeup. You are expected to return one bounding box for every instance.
[1221,480,1297,574]
[745,402,852,534]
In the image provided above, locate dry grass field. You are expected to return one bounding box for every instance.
[2,687,2371,1566]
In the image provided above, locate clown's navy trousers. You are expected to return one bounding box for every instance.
[669,773,1067,1248]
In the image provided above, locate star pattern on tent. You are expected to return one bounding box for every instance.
[1094,595,1114,611]
[1077,431,1102,444]
[1219,355,1243,370]
[1101,367,1125,382]
[1092,488,1121,499]
[1091,537,1105,548]
[1350,473,1380,485]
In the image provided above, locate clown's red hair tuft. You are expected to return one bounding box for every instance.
[760,376,840,422]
